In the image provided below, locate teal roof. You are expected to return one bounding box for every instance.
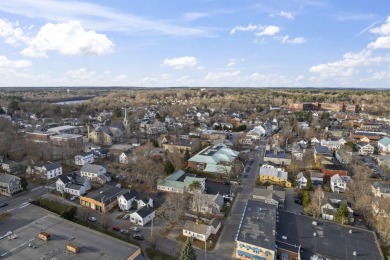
[189,145,239,165]
[158,170,205,190]
[379,137,390,146]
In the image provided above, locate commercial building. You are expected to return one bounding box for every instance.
[80,186,123,214]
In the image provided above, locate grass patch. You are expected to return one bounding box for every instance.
[32,197,76,220]
[145,248,172,260]
[0,212,11,222]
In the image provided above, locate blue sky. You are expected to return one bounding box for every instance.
[0,0,390,88]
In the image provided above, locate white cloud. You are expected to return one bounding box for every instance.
[66,68,95,80]
[21,21,114,57]
[230,24,258,34]
[112,74,128,83]
[231,24,280,36]
[162,56,199,69]
[0,19,29,45]
[281,35,306,44]
[256,25,280,36]
[227,59,237,67]
[0,55,31,69]
[270,11,294,20]
[204,70,240,81]
[183,12,209,21]
[370,16,390,35]
[368,37,390,49]
[0,0,211,37]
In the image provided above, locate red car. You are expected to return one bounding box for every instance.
[112,226,120,231]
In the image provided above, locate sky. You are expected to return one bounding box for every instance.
[0,0,390,88]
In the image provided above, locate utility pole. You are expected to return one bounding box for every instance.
[205,239,207,260]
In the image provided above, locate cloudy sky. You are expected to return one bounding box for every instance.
[0,0,390,88]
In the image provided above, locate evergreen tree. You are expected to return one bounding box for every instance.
[305,173,313,191]
[302,190,311,208]
[164,160,175,175]
[334,201,350,225]
[179,239,197,260]
[20,176,28,190]
[183,149,191,162]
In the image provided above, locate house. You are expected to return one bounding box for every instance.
[80,164,110,184]
[119,150,132,164]
[245,126,266,142]
[350,131,381,144]
[335,148,352,165]
[330,174,351,193]
[1,160,19,173]
[321,195,354,222]
[56,172,91,196]
[296,171,323,189]
[0,173,22,196]
[371,182,390,198]
[310,137,320,146]
[74,152,94,166]
[183,220,212,242]
[263,150,291,166]
[298,121,310,129]
[41,162,62,180]
[259,166,291,188]
[93,148,110,158]
[191,192,224,214]
[291,144,304,160]
[355,142,374,155]
[117,190,154,211]
[322,164,348,177]
[47,125,79,135]
[88,124,125,145]
[236,201,276,260]
[80,186,123,214]
[372,198,390,218]
[320,139,341,150]
[162,139,200,155]
[187,144,239,175]
[157,170,206,193]
[129,206,155,226]
[313,146,333,165]
[252,187,285,209]
[378,137,390,154]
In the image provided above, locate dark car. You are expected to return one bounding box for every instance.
[245,167,251,172]
[244,174,248,178]
[112,226,120,231]
[0,202,9,208]
[294,199,302,205]
[223,181,230,185]
[133,234,144,240]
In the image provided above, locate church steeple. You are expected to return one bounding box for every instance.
[123,106,129,127]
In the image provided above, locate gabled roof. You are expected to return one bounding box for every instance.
[120,190,139,201]
[80,164,105,173]
[188,144,239,165]
[183,220,209,234]
[0,173,20,183]
[133,206,154,218]
[43,162,62,171]
[314,146,332,155]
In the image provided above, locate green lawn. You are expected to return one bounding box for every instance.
[145,248,173,260]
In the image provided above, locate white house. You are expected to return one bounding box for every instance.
[183,220,216,242]
[74,152,94,166]
[41,162,62,180]
[119,150,132,164]
[80,164,110,183]
[371,182,390,198]
[117,190,154,211]
[298,121,310,129]
[296,172,323,189]
[330,174,351,193]
[311,137,320,146]
[378,137,390,154]
[129,206,155,226]
[56,172,91,196]
[355,142,374,155]
[117,190,139,211]
[320,139,341,151]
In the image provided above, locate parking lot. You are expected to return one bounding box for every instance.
[284,189,304,214]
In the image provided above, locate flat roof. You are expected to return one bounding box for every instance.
[0,214,140,260]
[236,200,276,250]
[276,211,383,260]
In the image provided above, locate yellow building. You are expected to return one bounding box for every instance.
[259,167,292,188]
[80,186,123,214]
[236,200,276,260]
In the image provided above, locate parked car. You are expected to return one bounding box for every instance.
[244,174,248,178]
[88,217,97,222]
[294,199,302,205]
[131,227,139,232]
[112,226,120,231]
[123,214,130,220]
[70,196,78,201]
[133,233,143,240]
[0,202,9,208]
[120,229,129,234]
[245,167,251,172]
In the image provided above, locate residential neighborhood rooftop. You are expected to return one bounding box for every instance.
[276,210,383,260]
[236,200,276,249]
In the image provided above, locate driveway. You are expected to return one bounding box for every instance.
[284,189,303,214]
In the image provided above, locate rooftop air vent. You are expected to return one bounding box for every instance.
[313,232,317,237]
[353,251,357,256]
[349,230,353,234]
[282,236,287,240]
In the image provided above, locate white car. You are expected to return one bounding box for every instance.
[88,217,97,222]
[131,227,139,232]
[122,214,130,220]
[70,196,78,201]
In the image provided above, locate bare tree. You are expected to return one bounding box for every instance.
[309,186,325,218]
